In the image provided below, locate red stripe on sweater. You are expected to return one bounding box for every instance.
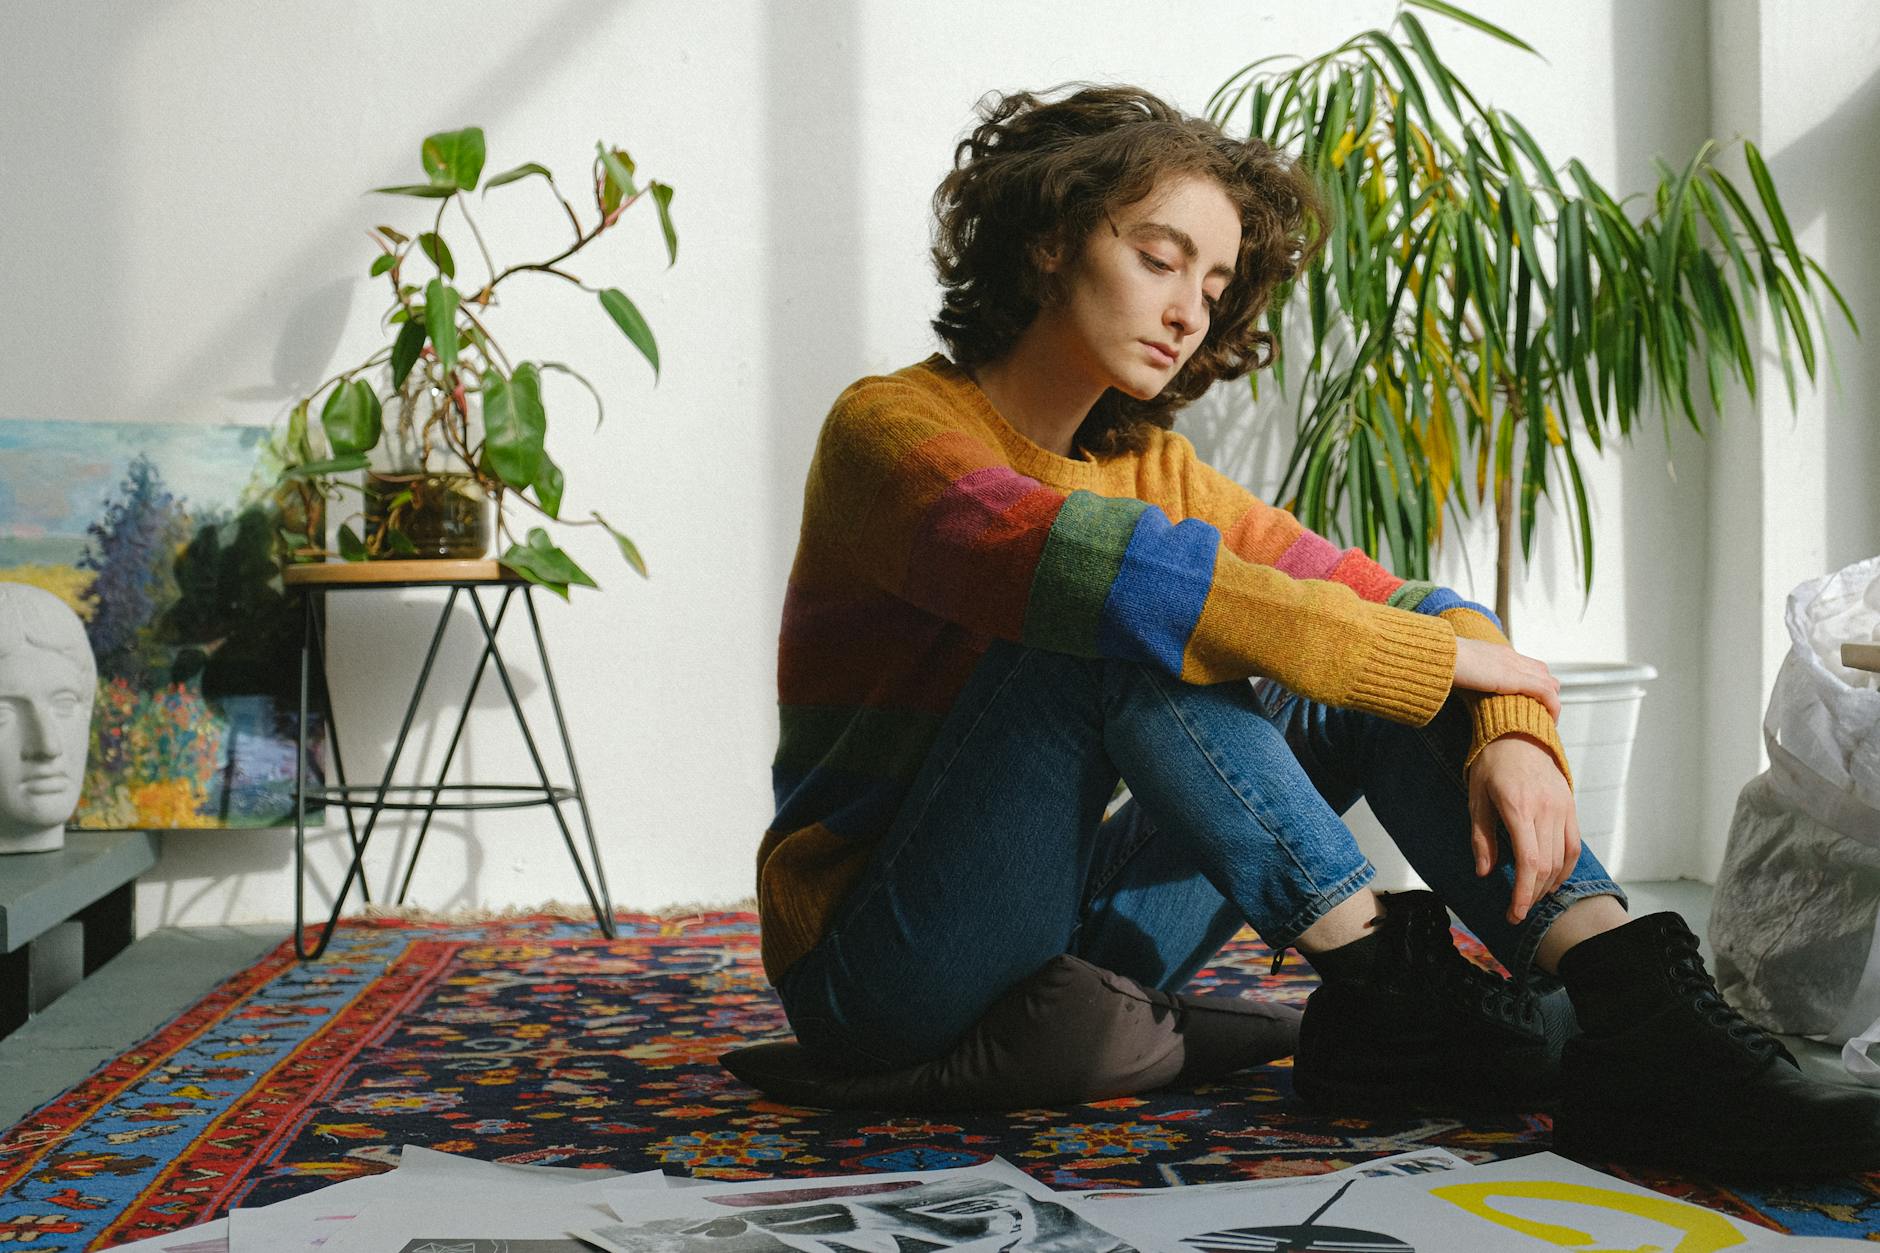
[1328,549,1404,603]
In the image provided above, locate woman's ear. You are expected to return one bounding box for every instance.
[1030,234,1065,274]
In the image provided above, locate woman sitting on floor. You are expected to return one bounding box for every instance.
[755,81,1880,1176]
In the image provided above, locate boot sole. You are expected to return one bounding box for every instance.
[1554,1115,1880,1178]
[1295,1067,1554,1118]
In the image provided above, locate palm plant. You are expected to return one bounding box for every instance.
[1208,0,1854,635]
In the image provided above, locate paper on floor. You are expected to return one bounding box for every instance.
[221,1145,650,1252]
[1062,1149,1866,1252]
[579,1158,1128,1252]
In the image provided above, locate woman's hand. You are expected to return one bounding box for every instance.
[1469,734,1580,925]
[1452,638,1562,721]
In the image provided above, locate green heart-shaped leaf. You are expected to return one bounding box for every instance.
[533,452,564,519]
[390,319,427,388]
[280,452,370,480]
[418,232,455,279]
[320,379,381,455]
[592,512,648,578]
[485,161,553,192]
[481,362,546,489]
[598,143,637,214]
[421,126,486,191]
[425,279,459,378]
[286,398,312,461]
[500,528,597,599]
[650,181,677,265]
[598,288,658,379]
[337,524,367,562]
[369,183,456,199]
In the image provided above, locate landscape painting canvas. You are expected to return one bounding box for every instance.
[0,418,318,828]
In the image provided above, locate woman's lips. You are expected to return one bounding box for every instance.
[1142,341,1177,367]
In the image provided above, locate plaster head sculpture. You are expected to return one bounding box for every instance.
[0,584,97,854]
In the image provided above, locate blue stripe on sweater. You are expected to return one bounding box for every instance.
[1413,586,1502,631]
[1096,509,1220,676]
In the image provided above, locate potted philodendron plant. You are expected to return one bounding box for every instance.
[276,125,675,598]
[1207,0,1853,847]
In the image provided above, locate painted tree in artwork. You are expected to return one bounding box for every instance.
[77,454,189,682]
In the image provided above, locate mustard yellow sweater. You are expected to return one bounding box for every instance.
[759,354,1567,982]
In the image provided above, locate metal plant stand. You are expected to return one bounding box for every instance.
[285,559,615,960]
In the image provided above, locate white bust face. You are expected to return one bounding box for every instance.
[0,586,95,849]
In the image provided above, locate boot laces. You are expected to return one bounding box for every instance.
[1662,923,1784,1064]
[1403,902,1540,1032]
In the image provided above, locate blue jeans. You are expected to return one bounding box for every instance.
[776,640,1626,1070]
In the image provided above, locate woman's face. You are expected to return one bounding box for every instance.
[1039,172,1241,401]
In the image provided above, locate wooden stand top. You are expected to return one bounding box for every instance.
[1844,641,1880,675]
[283,559,524,588]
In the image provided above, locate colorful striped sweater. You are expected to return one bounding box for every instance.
[759,353,1569,983]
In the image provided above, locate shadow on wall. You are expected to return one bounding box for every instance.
[167,0,627,420]
[103,0,630,923]
[1756,43,1880,571]
[143,585,569,925]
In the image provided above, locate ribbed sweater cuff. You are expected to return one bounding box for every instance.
[1466,694,1575,789]
[1344,610,1455,725]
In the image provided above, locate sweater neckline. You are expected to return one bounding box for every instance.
[917,353,1106,489]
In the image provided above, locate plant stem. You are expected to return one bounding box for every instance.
[455,193,499,298]
[456,303,514,375]
[483,185,645,294]
[305,348,394,411]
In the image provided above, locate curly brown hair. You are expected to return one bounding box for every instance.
[930,82,1329,457]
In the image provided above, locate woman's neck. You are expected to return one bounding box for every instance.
[967,331,1105,458]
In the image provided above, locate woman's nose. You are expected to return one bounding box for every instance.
[1166,289,1205,337]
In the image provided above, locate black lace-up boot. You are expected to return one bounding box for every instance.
[1292,890,1563,1113]
[1555,912,1880,1175]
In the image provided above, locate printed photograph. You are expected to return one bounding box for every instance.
[581,1176,1137,1252]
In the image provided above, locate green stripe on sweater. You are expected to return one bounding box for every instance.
[1387,580,1437,612]
[776,704,944,782]
[1022,490,1147,655]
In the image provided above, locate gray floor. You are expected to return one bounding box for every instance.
[0,923,280,1129]
[0,880,1850,1132]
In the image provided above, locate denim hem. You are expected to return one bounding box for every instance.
[1509,877,1629,975]
[1266,860,1377,952]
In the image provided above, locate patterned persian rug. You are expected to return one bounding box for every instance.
[0,911,1874,1249]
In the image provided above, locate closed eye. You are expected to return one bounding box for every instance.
[1140,252,1221,314]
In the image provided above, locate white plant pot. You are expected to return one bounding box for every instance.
[1345,661,1657,890]
[1552,661,1659,851]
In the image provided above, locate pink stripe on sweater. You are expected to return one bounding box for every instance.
[920,466,1042,549]
[1273,530,1343,579]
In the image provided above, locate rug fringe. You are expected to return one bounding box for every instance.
[350,897,758,923]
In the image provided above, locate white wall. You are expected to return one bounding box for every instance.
[1700,0,1880,880]
[1,0,1808,929]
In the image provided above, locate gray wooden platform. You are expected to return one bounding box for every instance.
[0,830,158,1036]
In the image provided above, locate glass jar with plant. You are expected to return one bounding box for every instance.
[276,125,676,597]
